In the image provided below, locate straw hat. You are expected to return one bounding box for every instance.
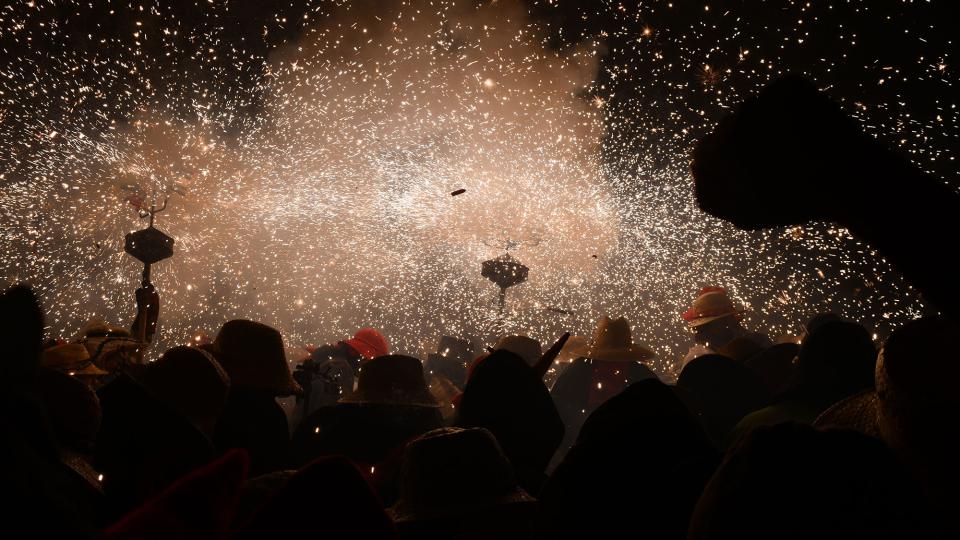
[682,287,745,328]
[813,389,880,437]
[555,335,588,364]
[338,354,440,408]
[41,343,108,376]
[577,317,655,362]
[78,322,144,371]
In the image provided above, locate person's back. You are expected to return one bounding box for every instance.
[689,423,936,540]
[0,286,103,537]
[208,319,299,476]
[141,346,230,439]
[550,357,657,462]
[215,387,290,476]
[676,354,771,448]
[538,380,719,539]
[457,350,564,495]
[744,342,799,396]
[875,317,960,538]
[96,372,216,520]
[734,321,875,439]
[34,368,105,524]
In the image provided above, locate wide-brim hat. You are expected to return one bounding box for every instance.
[42,343,109,376]
[579,316,655,362]
[388,427,535,523]
[682,287,746,328]
[211,319,301,397]
[493,335,542,366]
[813,389,880,437]
[339,354,440,408]
[555,335,589,363]
[80,321,131,339]
[82,335,142,356]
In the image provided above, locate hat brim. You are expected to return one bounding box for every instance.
[685,311,744,328]
[204,343,303,397]
[813,389,880,437]
[388,490,536,523]
[583,345,656,362]
[71,364,110,376]
[343,338,378,359]
[338,392,441,408]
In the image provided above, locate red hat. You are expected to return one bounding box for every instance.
[105,449,249,540]
[344,328,389,359]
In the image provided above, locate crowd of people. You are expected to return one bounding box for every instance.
[3,76,959,539]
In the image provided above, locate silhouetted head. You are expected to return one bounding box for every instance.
[745,342,799,396]
[538,380,718,538]
[0,285,44,395]
[877,316,960,460]
[34,367,101,454]
[211,319,300,397]
[142,346,230,437]
[804,312,843,337]
[692,316,746,349]
[797,321,876,396]
[677,354,771,446]
[689,423,935,540]
[457,350,564,493]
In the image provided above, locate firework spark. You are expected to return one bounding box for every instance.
[1,0,954,379]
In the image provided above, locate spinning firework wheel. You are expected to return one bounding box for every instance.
[481,253,529,313]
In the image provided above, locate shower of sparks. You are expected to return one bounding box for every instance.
[1,1,955,379]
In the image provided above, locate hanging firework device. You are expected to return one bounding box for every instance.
[124,198,174,345]
[481,252,528,313]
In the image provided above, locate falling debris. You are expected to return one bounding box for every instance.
[450,189,467,197]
